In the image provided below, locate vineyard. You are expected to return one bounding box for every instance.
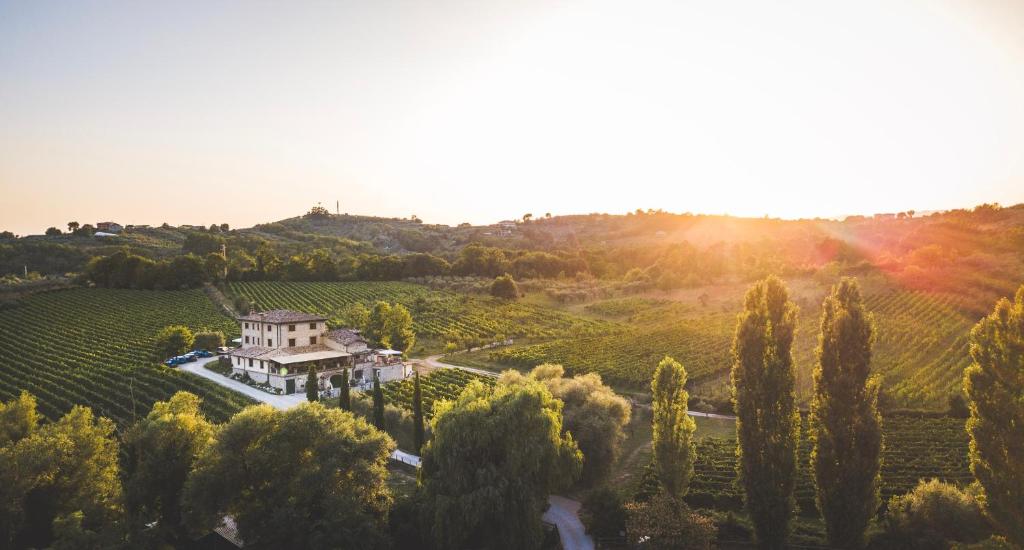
[644,415,972,514]
[226,281,611,342]
[382,368,494,417]
[485,282,985,408]
[0,288,253,425]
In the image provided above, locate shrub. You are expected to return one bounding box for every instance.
[624,492,716,550]
[878,479,989,548]
[192,331,225,352]
[490,274,520,300]
[580,486,627,539]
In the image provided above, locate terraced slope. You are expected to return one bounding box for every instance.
[0,288,253,425]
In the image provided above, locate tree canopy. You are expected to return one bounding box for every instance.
[651,356,696,499]
[420,379,582,549]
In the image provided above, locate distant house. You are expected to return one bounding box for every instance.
[495,220,517,236]
[229,310,409,395]
[96,221,123,233]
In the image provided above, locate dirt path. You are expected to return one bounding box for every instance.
[544,495,595,550]
[417,354,501,378]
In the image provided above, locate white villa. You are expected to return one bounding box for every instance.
[229,309,409,395]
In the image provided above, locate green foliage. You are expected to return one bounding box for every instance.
[0,391,40,447]
[184,403,394,550]
[0,403,122,549]
[810,278,882,549]
[963,285,1024,545]
[192,330,225,352]
[122,392,215,543]
[388,304,416,353]
[421,379,582,550]
[651,356,696,498]
[624,492,716,550]
[412,372,424,454]
[580,486,627,539]
[154,325,194,360]
[306,364,319,402]
[879,479,990,548]
[503,364,632,486]
[731,276,800,550]
[490,273,520,300]
[339,368,351,411]
[0,288,251,426]
[372,374,385,429]
[86,251,210,290]
[366,301,392,348]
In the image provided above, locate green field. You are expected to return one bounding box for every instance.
[226,281,611,344]
[382,368,495,417]
[477,279,985,409]
[0,288,254,425]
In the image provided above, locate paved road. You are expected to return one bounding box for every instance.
[179,357,308,410]
[544,495,594,550]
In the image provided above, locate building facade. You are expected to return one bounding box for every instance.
[229,309,409,395]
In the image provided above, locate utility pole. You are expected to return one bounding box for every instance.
[336,200,339,215]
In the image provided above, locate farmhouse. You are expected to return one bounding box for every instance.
[229,309,409,395]
[96,221,123,233]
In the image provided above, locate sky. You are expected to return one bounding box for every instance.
[2,0,1024,235]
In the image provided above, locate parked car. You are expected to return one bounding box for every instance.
[193,349,213,358]
[216,346,232,355]
[181,353,198,362]
[164,356,186,367]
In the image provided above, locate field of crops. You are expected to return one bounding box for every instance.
[0,288,253,425]
[487,283,985,408]
[382,368,494,417]
[676,415,971,513]
[227,281,610,342]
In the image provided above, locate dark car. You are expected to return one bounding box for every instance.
[193,349,213,358]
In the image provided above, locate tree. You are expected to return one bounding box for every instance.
[372,373,385,429]
[67,221,79,233]
[203,252,227,281]
[516,364,632,485]
[963,284,1024,545]
[306,364,319,402]
[155,325,194,360]
[122,392,214,543]
[365,301,392,348]
[879,479,990,548]
[412,372,425,454]
[731,276,800,550]
[305,205,331,218]
[0,403,122,549]
[651,356,696,499]
[810,278,882,549]
[523,213,533,223]
[339,302,370,331]
[490,273,520,300]
[387,304,415,353]
[184,403,394,549]
[421,380,581,550]
[339,368,351,411]
[192,331,225,352]
[45,227,61,236]
[0,391,40,447]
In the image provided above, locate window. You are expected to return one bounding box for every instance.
[309,322,317,329]
[309,336,317,345]
[248,359,253,367]
[288,338,296,347]
[288,324,296,332]
[244,336,250,344]
[244,322,249,329]
[267,325,272,332]
[267,339,272,347]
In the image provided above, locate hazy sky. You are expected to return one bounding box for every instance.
[2,1,1024,234]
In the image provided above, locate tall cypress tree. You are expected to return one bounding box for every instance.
[412,372,425,454]
[372,373,385,430]
[305,364,319,402]
[810,278,882,549]
[651,356,696,499]
[731,276,800,550]
[338,368,351,411]
[963,285,1024,546]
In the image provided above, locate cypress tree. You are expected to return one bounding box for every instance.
[651,356,696,499]
[963,285,1024,545]
[412,372,425,454]
[731,276,800,550]
[338,368,351,411]
[306,364,318,402]
[810,278,882,549]
[372,373,385,430]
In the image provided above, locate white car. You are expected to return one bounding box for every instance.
[216,346,233,355]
